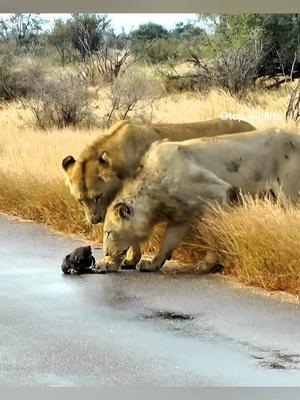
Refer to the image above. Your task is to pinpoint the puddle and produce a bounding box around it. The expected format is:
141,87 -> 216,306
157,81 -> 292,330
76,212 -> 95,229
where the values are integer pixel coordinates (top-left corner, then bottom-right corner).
259,361 -> 286,370
142,310 -> 195,321
251,349 -> 300,370
96,295 -> 139,310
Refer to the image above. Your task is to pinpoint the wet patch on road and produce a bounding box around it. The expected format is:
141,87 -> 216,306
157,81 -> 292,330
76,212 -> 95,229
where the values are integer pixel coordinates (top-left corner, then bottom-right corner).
137,308 -> 198,337
259,361 -> 287,370
100,294 -> 139,310
251,349 -> 300,370
142,310 -> 195,321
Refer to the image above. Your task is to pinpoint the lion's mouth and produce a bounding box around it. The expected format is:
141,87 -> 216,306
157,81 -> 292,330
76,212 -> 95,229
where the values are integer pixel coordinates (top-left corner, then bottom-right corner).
89,215 -> 104,224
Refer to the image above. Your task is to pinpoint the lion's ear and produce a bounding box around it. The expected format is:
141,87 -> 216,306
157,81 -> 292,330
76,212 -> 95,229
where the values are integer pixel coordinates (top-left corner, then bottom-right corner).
114,202 -> 132,220
62,155 -> 76,172
99,152 -> 111,166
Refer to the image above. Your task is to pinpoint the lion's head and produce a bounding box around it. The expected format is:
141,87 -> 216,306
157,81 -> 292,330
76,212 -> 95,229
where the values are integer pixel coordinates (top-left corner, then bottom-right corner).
62,152 -> 123,224
102,201 -> 151,266
62,120 -> 151,224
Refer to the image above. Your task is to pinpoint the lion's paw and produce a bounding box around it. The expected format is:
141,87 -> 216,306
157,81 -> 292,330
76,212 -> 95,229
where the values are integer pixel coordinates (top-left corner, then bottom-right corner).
94,256 -> 120,273
121,258 -> 138,270
136,257 -> 160,272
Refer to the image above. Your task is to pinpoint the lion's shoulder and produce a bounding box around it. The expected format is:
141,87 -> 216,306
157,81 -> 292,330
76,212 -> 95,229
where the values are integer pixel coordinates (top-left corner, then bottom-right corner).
79,120 -> 156,162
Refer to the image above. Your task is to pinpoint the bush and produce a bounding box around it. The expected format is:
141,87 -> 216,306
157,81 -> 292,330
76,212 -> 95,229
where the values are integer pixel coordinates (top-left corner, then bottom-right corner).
133,37 -> 187,64
26,73 -> 98,129
162,74 -> 211,93
189,40 -> 266,98
158,65 -> 211,94
106,66 -> 162,126
0,52 -> 45,101
286,80 -> 300,125
75,42 -> 133,85
160,40 -> 266,97
212,45 -> 264,97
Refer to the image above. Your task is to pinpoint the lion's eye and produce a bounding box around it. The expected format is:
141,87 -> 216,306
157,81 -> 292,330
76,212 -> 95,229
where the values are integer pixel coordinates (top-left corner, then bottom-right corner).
78,198 -> 83,206
105,231 -> 112,238
95,194 -> 103,202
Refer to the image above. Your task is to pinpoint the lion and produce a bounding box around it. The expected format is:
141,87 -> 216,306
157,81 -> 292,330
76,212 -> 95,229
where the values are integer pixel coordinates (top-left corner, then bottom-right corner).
100,138 -> 239,272
99,128 -> 300,272
62,118 -> 255,268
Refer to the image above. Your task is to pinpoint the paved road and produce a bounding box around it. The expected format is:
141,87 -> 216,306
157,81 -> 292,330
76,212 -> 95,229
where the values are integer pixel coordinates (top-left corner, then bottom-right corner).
1,215 -> 300,386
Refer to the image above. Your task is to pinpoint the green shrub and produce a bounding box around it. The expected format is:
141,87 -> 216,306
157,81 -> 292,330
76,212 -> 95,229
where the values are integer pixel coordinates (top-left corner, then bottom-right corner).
134,37 -> 187,64
0,52 -> 45,101
106,66 -> 162,126
26,73 -> 98,129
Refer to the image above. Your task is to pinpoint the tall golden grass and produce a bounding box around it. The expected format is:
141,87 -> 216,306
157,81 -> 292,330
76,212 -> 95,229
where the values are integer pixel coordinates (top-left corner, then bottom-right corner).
196,197 -> 300,296
0,89 -> 300,297
0,124 -> 102,241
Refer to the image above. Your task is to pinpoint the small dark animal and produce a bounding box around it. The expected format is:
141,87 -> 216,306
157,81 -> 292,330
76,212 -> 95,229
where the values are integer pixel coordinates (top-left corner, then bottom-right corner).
61,246 -> 100,275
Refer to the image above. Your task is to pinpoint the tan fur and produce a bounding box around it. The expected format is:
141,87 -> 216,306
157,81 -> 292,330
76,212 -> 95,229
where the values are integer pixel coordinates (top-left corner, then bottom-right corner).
100,128 -> 300,272
62,118 -> 255,268
100,139 -> 236,272
62,118 -> 255,223
170,128 -> 300,200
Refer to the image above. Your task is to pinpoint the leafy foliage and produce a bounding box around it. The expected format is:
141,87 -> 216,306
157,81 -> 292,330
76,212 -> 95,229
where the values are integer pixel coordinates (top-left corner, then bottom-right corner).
199,14 -> 300,80
0,13 -> 46,52
26,73 -> 97,129
0,52 -> 45,101
131,22 -> 169,41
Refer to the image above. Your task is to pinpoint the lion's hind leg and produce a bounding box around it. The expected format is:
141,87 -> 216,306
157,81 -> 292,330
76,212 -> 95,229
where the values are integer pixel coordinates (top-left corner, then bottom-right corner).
196,250 -> 224,274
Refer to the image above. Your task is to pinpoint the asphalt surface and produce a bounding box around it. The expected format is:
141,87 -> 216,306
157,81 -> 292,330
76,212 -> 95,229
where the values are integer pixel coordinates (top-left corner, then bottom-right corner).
1,215 -> 300,386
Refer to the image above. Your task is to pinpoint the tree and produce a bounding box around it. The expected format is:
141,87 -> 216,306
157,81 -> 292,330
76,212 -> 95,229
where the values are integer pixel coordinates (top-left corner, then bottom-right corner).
47,19 -> 72,65
255,14 -> 300,80
131,22 -> 169,42
199,14 -> 300,81
68,13 -> 110,59
172,21 -> 206,43
130,22 -> 171,63
140,37 -> 186,64
0,17 -> 9,42
0,13 -> 46,51
75,33 -> 134,84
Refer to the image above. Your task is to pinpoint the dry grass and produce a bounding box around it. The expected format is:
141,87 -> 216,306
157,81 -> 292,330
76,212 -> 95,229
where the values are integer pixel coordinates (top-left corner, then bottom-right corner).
196,197 -> 300,297
0,88 -> 300,297
0,123 -> 102,242
151,87 -> 297,130
143,197 -> 300,298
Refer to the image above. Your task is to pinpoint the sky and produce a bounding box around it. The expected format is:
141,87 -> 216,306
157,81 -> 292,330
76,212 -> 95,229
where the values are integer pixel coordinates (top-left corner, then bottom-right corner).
41,13 -> 199,33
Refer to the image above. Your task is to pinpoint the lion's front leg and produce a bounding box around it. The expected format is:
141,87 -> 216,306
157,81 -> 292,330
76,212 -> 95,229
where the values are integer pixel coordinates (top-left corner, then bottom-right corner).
137,221 -> 190,272
94,256 -> 121,273
121,244 -> 141,270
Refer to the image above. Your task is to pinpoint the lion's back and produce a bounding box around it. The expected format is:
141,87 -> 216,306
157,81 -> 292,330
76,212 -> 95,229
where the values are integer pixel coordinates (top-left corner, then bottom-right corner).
151,118 -> 256,141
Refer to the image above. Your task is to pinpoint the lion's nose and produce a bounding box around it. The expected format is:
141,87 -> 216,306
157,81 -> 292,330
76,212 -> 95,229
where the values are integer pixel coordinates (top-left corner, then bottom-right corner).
90,216 -> 102,224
